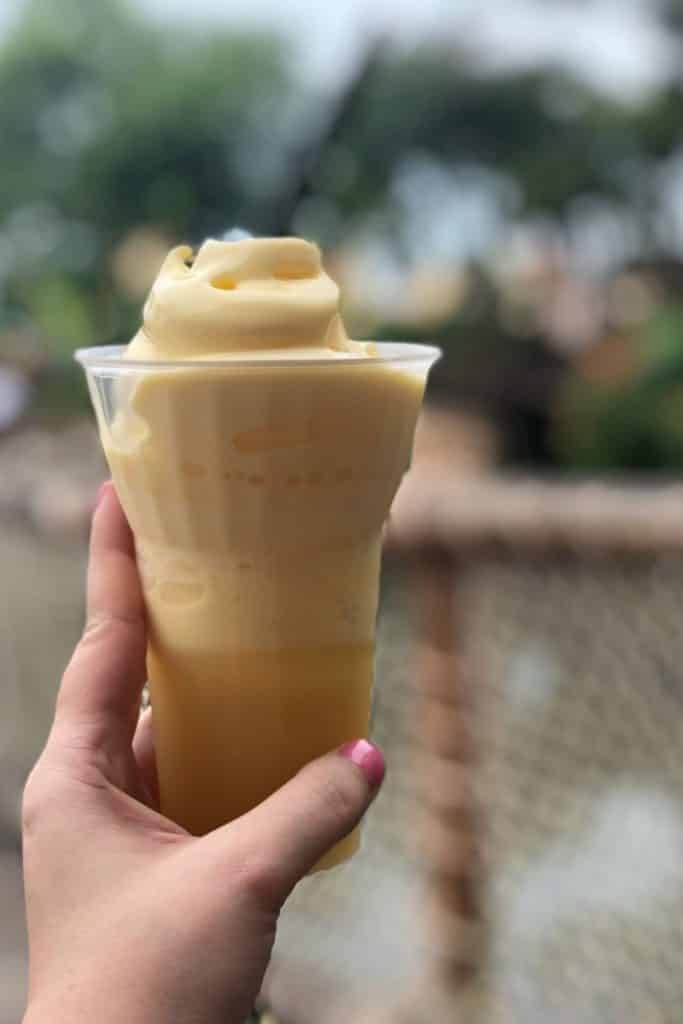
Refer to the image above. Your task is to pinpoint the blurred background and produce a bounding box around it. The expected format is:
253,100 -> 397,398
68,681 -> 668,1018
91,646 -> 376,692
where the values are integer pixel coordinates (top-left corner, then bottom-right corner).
4,0 -> 683,1020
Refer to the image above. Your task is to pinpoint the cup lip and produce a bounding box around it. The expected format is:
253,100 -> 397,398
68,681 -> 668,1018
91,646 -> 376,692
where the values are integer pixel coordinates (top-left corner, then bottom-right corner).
74,341 -> 442,372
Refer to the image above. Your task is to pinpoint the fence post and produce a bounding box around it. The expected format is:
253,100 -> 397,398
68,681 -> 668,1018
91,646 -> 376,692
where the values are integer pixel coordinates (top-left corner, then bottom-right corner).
412,548 -> 488,1018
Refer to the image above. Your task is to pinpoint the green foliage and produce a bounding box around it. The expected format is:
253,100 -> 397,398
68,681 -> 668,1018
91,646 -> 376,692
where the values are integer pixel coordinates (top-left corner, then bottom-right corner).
554,308 -> 683,470
0,0 -> 289,353
661,0 -> 683,34
308,50 -> 673,242
31,360 -> 90,419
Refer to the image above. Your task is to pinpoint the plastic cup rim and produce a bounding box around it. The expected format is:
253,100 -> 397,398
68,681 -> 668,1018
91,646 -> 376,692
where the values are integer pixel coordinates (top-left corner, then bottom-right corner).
74,341 -> 442,373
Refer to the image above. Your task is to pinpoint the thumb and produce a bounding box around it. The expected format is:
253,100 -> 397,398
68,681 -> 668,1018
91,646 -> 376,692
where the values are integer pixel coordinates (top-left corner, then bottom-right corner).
204,740 -> 385,907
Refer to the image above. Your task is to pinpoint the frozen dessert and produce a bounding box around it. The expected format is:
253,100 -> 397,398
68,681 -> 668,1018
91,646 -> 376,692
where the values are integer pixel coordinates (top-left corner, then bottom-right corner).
126,236 -> 370,360
81,236 -> 437,869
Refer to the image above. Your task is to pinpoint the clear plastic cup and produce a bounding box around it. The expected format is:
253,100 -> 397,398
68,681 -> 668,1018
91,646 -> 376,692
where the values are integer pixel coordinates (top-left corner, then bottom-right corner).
76,342 -> 440,868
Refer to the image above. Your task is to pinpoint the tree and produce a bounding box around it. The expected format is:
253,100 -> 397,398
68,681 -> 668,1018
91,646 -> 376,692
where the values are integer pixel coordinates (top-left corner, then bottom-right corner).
0,0 -> 290,357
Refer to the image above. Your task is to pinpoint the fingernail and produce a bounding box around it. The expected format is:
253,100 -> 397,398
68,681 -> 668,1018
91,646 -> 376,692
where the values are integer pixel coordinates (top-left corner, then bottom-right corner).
95,480 -> 113,509
338,739 -> 386,789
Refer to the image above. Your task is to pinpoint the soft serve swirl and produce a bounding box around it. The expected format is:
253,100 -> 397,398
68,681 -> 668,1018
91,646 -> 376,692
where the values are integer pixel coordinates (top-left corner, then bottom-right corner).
126,237 -> 370,359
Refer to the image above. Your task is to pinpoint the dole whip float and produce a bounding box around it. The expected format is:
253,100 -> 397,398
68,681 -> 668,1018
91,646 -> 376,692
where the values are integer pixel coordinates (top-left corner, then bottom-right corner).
77,236 -> 439,869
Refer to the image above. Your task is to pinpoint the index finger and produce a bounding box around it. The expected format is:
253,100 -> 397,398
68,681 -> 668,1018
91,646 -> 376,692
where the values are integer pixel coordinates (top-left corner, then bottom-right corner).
54,481 -> 147,749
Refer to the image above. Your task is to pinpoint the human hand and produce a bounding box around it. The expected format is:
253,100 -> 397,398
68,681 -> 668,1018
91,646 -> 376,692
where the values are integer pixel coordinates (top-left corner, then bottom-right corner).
22,482 -> 385,1024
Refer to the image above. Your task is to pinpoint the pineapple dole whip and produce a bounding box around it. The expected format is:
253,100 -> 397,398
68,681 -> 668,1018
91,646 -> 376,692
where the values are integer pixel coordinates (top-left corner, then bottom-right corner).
97,237 -> 434,869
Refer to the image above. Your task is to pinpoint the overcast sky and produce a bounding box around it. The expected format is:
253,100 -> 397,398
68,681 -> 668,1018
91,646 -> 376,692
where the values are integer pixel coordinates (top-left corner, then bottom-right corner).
0,0 -> 677,101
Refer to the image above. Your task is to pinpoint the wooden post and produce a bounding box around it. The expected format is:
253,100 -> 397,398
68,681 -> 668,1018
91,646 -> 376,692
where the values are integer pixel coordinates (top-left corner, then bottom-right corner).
413,549 -> 488,1013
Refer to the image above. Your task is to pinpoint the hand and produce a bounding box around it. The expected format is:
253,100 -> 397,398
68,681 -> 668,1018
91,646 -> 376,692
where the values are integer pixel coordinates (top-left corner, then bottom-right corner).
22,482 -> 385,1024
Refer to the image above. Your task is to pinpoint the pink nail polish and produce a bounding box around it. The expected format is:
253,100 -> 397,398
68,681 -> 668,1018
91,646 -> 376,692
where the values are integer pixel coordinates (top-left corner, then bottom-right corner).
338,739 -> 386,789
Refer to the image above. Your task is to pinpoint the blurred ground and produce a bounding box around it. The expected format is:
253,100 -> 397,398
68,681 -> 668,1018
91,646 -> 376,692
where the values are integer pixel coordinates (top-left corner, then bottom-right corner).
0,421 -> 104,536
0,417 -> 102,1018
0,521 -> 88,1021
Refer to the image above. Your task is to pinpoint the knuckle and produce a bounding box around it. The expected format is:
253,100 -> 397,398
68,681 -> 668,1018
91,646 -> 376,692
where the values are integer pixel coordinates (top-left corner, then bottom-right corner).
51,703 -> 111,753
59,616 -> 127,685
237,854 -> 285,911
309,762 -> 364,830
21,764 -> 60,838
80,612 -> 134,649
22,750 -> 108,842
